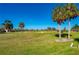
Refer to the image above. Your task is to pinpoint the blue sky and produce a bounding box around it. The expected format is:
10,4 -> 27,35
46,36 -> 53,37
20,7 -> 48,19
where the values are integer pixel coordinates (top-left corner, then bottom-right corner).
0,3 -> 79,30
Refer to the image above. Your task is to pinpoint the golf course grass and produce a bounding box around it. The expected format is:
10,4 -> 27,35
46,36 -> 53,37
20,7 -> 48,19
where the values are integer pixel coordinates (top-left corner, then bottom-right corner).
0,31 -> 79,55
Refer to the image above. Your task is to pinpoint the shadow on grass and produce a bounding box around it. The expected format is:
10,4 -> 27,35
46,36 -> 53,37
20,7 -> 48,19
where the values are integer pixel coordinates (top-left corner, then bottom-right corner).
0,31 -> 6,34
55,33 -> 72,38
74,38 -> 79,43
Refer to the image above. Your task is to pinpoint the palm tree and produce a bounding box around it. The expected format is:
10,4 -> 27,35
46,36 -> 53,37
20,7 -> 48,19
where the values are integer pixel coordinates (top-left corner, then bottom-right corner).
65,3 -> 79,39
3,20 -> 13,32
52,7 -> 67,39
19,22 -> 25,30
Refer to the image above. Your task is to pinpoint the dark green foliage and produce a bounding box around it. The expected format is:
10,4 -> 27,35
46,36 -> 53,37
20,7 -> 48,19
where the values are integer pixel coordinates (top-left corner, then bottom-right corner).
71,24 -> 79,31
3,20 -> 13,32
19,22 -> 25,30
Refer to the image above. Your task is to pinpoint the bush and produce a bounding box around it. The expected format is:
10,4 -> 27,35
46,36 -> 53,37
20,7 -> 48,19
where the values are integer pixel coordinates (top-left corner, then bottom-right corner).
0,28 -> 6,33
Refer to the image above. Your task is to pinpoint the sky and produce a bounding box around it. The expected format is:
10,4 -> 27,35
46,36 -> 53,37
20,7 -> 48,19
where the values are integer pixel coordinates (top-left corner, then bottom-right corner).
0,3 -> 79,30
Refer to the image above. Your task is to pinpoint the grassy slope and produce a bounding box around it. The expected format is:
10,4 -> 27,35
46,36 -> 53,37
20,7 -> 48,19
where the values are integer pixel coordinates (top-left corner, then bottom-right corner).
0,31 -> 79,55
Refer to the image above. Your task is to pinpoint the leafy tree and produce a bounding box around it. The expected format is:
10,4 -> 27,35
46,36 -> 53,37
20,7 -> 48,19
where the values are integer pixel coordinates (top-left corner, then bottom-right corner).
19,22 -> 25,30
47,27 -> 52,30
71,24 -> 79,31
3,20 -> 13,32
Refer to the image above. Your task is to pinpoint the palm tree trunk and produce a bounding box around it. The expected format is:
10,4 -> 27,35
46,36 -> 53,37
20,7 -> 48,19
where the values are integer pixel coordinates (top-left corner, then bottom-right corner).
58,24 -> 61,39
68,20 -> 70,39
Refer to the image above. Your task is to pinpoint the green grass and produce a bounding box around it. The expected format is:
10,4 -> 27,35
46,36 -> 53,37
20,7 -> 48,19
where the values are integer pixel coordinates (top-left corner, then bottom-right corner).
0,31 -> 79,55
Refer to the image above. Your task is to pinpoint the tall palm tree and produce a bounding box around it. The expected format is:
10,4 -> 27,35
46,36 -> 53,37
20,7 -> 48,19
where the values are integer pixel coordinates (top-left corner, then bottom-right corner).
65,3 -> 79,39
52,7 -> 67,39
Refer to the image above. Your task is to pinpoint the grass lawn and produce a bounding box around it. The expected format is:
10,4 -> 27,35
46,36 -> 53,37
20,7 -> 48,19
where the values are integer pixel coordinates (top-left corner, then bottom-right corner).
0,31 -> 79,55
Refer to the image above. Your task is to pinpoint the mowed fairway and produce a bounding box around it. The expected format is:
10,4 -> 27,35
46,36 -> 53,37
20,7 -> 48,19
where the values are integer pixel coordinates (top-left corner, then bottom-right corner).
0,31 -> 79,55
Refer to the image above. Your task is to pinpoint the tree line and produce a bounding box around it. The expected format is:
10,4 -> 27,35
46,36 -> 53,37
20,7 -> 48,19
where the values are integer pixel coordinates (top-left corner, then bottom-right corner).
0,20 -> 58,33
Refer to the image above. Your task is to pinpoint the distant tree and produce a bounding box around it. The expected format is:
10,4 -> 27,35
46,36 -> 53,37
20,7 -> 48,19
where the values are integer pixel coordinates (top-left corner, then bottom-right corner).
47,27 -> 52,30
63,27 -> 66,32
19,22 -> 25,30
71,24 -> 79,31
52,28 -> 56,31
3,20 -> 13,32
